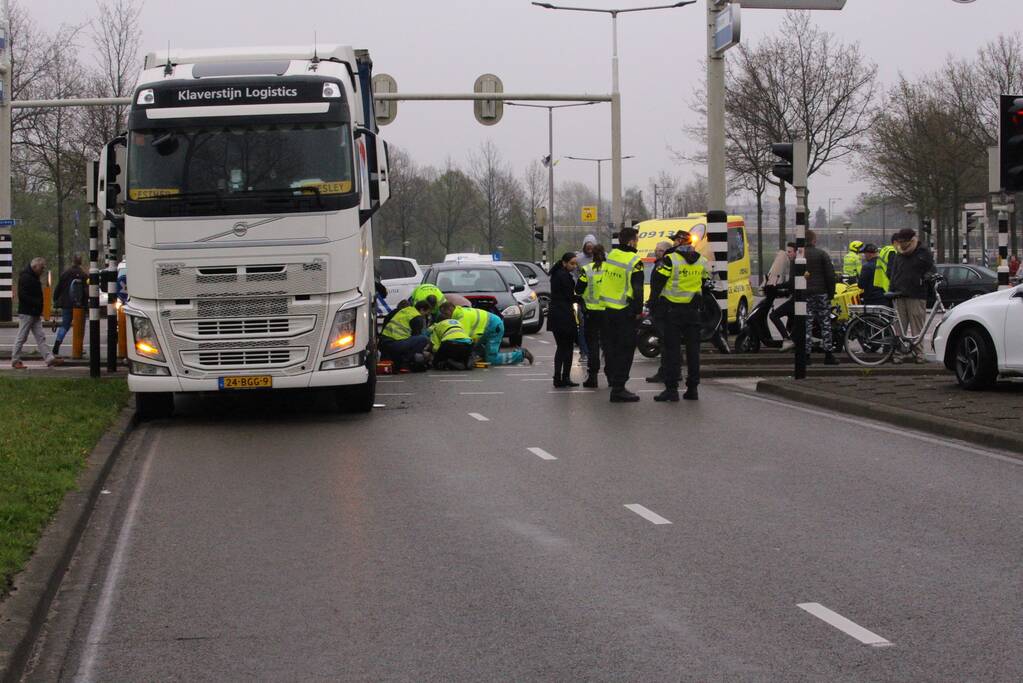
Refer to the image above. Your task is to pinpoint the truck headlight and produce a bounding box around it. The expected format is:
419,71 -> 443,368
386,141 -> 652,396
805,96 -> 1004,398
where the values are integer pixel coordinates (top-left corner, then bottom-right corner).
502,305 -> 522,318
129,315 -> 165,361
325,308 -> 358,355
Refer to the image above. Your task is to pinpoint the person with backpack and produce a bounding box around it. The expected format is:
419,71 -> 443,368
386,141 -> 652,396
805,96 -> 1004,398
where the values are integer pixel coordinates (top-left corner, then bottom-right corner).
52,255 -> 86,357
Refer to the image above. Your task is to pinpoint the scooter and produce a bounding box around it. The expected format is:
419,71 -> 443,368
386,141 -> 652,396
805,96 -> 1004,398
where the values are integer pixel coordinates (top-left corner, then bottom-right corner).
636,289 -> 726,359
734,285 -> 786,353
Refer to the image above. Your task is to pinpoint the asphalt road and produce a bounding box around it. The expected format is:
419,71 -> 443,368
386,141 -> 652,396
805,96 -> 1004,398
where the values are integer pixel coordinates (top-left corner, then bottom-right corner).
26,332 -> 1023,681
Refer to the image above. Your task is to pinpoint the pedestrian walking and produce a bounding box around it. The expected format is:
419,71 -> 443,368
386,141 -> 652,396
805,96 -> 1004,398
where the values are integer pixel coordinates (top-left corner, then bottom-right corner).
575,244 -> 607,388
548,252 -> 580,387
52,254 -> 86,356
804,230 -> 839,366
574,234 -> 597,364
599,227 -> 645,402
12,257 -> 62,369
889,228 -> 936,364
650,232 -> 710,401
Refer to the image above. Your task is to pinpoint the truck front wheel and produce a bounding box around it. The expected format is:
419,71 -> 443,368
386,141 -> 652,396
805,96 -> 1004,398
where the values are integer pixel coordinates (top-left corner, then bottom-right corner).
336,358 -> 377,413
136,392 -> 174,421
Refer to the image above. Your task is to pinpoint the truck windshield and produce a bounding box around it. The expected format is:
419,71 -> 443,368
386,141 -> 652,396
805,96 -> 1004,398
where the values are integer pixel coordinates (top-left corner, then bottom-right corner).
127,122 -> 356,216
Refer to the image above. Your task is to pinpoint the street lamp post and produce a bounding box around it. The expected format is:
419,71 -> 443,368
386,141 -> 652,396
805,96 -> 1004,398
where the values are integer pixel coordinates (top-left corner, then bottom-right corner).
532,1 -> 695,233
565,154 -> 634,240
508,101 -> 596,261
828,197 -> 842,227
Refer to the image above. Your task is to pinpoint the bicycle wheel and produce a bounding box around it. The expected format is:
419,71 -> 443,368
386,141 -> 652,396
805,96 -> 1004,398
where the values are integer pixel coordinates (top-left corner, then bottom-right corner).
844,315 -> 896,366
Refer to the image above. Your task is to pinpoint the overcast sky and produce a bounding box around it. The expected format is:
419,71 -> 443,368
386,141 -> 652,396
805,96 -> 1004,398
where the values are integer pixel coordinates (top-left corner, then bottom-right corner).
26,0 -> 1023,214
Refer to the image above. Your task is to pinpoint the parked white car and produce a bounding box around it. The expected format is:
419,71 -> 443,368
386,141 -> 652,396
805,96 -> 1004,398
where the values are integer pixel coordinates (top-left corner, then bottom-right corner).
929,283 -> 1023,389
376,256 -> 424,310
494,262 -> 543,334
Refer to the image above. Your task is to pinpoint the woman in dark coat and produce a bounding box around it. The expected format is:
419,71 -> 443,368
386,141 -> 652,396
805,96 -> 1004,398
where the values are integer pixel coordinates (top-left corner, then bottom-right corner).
547,251 -> 580,387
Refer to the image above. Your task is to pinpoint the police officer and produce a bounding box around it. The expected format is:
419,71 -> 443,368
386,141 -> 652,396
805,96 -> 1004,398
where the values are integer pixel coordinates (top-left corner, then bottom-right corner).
574,244 -> 606,388
599,227 -> 645,403
843,241 -> 864,281
651,232 -> 710,402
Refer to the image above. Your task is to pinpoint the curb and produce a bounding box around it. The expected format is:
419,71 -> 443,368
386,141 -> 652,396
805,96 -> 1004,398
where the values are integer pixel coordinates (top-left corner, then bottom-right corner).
756,380 -> 1023,456
0,400 -> 137,683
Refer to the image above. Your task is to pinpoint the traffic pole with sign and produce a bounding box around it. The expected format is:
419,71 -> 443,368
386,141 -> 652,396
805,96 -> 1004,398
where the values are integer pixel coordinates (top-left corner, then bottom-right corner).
990,144 -> 1012,290
581,206 -> 597,223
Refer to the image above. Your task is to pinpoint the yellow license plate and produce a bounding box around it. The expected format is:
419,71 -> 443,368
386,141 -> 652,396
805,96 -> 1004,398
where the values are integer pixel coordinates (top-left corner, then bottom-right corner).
219,375 -> 272,390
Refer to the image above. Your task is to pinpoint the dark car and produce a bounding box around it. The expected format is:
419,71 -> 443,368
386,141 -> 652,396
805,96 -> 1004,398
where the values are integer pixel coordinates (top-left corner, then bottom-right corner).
511,261 -> 550,318
423,263 -> 525,346
929,264 -> 998,307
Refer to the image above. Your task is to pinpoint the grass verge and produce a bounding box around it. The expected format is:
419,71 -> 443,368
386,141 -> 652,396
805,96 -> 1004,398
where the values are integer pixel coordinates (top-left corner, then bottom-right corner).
0,376 -> 129,596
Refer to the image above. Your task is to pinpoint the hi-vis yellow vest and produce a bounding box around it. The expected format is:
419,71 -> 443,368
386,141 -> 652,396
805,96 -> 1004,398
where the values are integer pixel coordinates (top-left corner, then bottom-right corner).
381,305 -> 423,341
453,305 -> 488,341
579,263 -> 606,311
657,253 -> 709,303
875,245 -> 895,291
598,248 -> 642,310
429,319 -> 472,349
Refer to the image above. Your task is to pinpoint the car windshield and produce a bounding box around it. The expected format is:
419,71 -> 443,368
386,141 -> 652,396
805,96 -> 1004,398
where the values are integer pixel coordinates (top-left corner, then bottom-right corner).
127,122 -> 355,215
434,268 -> 508,293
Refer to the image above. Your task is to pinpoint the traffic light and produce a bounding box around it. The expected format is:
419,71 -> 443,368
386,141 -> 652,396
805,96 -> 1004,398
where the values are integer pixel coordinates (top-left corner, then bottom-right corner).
770,140 -> 808,188
533,224 -> 544,242
999,95 -> 1023,192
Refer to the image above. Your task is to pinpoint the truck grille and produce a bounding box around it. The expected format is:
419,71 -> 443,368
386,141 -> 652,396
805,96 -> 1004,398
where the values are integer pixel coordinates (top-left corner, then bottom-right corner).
180,347 -> 307,370
169,315 -> 317,340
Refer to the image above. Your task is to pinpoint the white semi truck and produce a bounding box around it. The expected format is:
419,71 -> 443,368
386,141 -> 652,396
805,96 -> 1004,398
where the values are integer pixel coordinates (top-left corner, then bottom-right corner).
114,45 -> 390,418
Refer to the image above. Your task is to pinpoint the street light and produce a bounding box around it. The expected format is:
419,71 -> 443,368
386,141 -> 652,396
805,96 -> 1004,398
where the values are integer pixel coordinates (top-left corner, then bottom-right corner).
507,100 -> 597,259
564,154 -> 634,234
531,1 -> 695,232
828,197 -> 843,227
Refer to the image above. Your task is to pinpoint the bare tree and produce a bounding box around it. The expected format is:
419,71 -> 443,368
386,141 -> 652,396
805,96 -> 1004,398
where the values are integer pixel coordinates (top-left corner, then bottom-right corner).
376,146 -> 430,257
649,171 -> 677,219
469,140 -> 519,253
622,186 -> 650,225
424,160 -> 479,255
19,26 -> 89,271
82,0 -> 144,151
522,161 -> 547,261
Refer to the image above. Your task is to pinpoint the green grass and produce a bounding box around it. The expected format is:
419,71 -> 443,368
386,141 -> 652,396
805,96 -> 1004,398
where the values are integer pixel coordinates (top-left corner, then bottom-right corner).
0,376 -> 129,595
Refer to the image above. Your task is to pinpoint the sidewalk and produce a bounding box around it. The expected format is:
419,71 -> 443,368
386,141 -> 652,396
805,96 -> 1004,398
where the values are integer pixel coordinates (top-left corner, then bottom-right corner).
757,375 -> 1023,455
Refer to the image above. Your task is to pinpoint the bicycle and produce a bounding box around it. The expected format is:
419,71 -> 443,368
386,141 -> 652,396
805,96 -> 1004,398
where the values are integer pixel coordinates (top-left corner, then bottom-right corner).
843,274 -> 946,367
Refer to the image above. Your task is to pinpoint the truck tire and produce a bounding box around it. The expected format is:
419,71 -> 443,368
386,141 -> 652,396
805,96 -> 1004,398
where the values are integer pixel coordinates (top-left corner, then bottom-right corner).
336,355 -> 377,413
136,392 -> 174,421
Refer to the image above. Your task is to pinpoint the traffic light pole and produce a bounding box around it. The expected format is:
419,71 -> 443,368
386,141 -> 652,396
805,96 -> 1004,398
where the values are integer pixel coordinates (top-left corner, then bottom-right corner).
998,207 -> 1010,289
794,189 -> 808,380
86,162 -> 101,379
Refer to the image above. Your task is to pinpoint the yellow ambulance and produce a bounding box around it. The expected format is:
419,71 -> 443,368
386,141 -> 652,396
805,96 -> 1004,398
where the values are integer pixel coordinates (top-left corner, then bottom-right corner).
634,214 -> 754,328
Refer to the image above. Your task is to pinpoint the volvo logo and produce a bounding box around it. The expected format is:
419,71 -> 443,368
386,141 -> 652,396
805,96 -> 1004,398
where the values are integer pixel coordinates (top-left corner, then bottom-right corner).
199,216 -> 284,242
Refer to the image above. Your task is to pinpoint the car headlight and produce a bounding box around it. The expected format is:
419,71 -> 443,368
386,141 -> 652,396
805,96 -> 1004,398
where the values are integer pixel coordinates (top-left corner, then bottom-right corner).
502,305 -> 522,318
129,315 -> 165,361
325,308 -> 358,355
529,291 -> 537,301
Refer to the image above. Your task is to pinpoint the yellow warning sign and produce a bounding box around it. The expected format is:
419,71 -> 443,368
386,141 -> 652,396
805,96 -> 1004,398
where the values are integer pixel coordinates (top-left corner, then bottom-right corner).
581,206 -> 598,223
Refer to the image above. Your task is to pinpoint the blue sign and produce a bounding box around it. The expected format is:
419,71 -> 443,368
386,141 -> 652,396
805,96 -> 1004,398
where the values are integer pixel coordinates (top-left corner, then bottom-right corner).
0,219 -> 16,227
713,3 -> 741,54
492,251 -> 502,261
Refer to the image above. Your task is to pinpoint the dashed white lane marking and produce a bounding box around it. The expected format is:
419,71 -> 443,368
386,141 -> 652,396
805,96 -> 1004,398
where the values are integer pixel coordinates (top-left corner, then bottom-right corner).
373,403 -> 387,408
460,391 -> 504,395
547,390 -> 596,394
468,412 -> 490,422
623,504 -> 673,525
75,430 -> 160,682
527,447 -> 557,460
377,379 -> 405,383
439,379 -> 482,382
377,393 -> 412,396
735,392 -> 1023,465
797,603 -> 891,647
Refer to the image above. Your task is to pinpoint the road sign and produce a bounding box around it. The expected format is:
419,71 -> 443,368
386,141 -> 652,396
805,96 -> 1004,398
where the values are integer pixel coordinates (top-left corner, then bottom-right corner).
713,3 -> 741,55
533,206 -> 548,226
964,202 -> 987,212
491,251 -> 502,261
581,206 -> 598,223
372,73 -> 398,126
473,74 -> 504,126
0,219 -> 15,227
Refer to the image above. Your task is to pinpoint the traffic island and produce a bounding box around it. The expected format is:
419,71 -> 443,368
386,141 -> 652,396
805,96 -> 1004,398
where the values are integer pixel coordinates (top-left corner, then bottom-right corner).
757,375 -> 1023,455
0,376 -> 132,680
